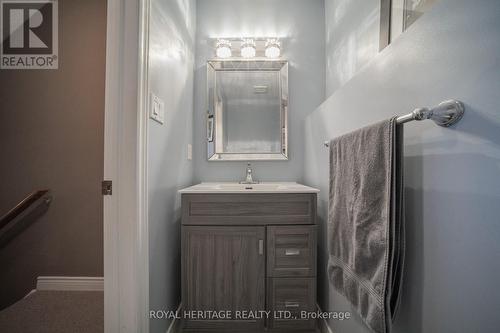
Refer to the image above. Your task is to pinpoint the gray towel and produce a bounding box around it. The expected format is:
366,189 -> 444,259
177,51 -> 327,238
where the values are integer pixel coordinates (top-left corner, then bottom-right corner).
327,118 -> 405,333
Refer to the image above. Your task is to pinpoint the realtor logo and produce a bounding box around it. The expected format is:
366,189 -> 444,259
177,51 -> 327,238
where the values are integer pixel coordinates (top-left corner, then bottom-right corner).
1,0 -> 58,69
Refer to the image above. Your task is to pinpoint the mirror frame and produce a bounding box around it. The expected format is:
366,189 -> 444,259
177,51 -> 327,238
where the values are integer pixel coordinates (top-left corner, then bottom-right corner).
206,60 -> 289,161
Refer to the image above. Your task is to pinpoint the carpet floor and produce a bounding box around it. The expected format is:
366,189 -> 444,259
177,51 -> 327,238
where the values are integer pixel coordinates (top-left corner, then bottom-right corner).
0,290 -> 103,333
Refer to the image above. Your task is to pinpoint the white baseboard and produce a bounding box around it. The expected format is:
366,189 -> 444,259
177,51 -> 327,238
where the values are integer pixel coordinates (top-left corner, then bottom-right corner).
23,289 -> 37,299
317,304 -> 335,333
166,303 -> 182,333
36,276 -> 104,291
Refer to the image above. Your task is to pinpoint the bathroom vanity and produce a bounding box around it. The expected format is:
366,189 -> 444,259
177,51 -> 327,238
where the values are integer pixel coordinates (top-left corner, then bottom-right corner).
179,183 -> 319,332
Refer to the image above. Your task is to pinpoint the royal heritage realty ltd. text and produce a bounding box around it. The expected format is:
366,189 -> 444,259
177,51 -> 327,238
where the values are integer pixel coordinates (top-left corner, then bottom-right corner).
149,310 -> 351,321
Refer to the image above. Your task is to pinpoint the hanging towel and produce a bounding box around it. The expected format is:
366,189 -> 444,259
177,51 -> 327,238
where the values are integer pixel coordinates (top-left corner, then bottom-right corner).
327,117 -> 405,333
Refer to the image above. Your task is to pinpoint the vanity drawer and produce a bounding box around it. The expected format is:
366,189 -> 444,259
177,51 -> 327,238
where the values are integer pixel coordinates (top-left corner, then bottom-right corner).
266,278 -> 316,331
267,225 -> 317,277
182,193 -> 316,226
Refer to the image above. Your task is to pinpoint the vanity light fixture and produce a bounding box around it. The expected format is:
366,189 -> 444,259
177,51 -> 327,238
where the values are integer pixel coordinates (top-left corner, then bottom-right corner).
240,38 -> 256,58
265,38 -> 281,58
215,39 -> 232,58
213,37 -> 283,59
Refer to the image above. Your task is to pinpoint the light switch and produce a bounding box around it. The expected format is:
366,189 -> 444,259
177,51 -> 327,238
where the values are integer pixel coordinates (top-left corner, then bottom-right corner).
187,144 -> 193,160
150,93 -> 165,124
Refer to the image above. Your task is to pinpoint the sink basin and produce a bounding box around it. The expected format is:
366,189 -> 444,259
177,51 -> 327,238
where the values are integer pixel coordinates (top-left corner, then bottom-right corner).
179,182 -> 320,194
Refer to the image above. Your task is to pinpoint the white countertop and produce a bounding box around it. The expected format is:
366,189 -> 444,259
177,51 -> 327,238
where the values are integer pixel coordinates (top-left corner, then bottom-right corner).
178,182 -> 320,194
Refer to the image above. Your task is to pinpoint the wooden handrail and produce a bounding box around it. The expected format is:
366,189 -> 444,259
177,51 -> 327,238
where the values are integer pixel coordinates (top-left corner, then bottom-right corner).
0,190 -> 49,230
0,190 -> 52,248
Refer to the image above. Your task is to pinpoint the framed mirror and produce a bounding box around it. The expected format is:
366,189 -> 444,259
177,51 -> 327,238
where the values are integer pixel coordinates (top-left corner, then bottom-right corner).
380,0 -> 439,49
207,60 -> 288,161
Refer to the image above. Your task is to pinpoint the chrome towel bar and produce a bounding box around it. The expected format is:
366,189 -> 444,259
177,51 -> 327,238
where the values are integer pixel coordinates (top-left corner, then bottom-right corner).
324,99 -> 465,147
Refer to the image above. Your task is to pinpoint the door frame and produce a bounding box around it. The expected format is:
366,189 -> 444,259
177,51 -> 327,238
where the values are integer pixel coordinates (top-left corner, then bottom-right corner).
103,0 -> 150,332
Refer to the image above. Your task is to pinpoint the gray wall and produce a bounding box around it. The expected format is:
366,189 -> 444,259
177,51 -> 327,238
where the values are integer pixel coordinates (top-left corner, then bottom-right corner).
305,0 -> 500,332
193,0 -> 325,182
0,0 -> 106,309
325,0 -> 380,97
147,0 -> 196,332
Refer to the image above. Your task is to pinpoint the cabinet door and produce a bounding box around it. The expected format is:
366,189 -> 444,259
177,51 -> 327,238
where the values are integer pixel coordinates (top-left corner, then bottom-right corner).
182,226 -> 266,332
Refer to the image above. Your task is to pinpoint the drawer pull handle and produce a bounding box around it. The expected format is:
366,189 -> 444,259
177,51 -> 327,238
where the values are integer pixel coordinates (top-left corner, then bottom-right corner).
285,248 -> 300,256
259,239 -> 264,255
284,301 -> 300,308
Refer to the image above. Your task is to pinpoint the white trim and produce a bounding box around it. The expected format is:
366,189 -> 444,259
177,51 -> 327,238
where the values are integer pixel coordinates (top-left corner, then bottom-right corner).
166,303 -> 182,333
103,0 -> 124,333
104,0 -> 150,332
317,304 -> 335,333
23,289 -> 37,299
36,276 -> 104,291
137,0 -> 151,331
103,1 -> 122,331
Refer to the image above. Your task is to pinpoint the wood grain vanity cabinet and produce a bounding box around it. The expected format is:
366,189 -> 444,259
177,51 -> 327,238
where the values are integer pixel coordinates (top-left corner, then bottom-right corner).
181,192 -> 318,332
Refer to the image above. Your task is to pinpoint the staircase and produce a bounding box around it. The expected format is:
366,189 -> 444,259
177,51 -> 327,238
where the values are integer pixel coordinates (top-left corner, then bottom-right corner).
0,191 -> 104,332
0,290 -> 103,333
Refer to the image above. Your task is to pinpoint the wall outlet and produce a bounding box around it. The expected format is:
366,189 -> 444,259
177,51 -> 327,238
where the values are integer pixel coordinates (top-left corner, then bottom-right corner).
187,144 -> 193,160
150,93 -> 165,124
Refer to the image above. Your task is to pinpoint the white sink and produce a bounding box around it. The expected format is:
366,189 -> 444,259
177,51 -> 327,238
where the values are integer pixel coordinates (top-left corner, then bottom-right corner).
179,182 -> 320,194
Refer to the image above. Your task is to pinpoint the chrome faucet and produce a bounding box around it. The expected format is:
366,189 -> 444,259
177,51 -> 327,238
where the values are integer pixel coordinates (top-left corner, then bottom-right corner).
240,163 -> 259,184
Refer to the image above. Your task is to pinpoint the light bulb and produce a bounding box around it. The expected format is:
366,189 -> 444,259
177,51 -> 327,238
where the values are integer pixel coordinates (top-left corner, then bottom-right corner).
215,39 -> 232,58
240,39 -> 256,58
265,39 -> 281,58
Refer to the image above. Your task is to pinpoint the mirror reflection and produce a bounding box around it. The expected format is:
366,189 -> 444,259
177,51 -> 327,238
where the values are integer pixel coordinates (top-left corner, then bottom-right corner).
207,60 -> 288,161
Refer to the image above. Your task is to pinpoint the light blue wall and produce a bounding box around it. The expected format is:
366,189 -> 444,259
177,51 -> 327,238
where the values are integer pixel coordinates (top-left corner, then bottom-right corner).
193,0 -> 325,182
147,0 -> 196,332
325,0 -> 380,97
305,0 -> 500,332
